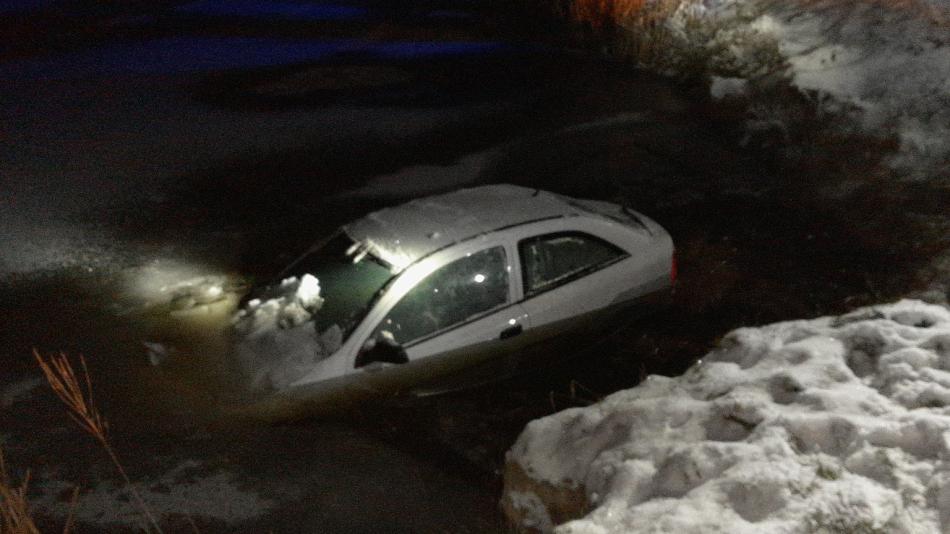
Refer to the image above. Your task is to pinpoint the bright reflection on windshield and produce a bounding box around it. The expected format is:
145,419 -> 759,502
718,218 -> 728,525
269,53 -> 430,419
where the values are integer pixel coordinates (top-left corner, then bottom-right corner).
280,233 -> 393,338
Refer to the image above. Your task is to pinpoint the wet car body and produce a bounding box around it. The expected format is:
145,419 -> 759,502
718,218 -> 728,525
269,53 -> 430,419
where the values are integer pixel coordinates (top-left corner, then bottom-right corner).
246,184 -> 675,410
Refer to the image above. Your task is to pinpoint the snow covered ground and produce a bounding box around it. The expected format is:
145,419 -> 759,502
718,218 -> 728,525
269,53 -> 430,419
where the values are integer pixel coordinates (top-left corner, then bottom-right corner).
622,0 -> 950,178
748,0 -> 949,177
504,299 -> 950,532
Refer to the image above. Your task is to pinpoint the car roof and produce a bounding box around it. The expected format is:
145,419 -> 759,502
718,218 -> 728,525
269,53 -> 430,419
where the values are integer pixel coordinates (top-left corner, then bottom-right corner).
343,184 -> 588,272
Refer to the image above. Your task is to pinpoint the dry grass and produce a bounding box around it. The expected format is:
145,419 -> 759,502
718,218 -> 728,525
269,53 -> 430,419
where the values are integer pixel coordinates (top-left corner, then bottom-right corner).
33,352 -> 107,442
571,0 -> 652,28
32,350 -> 165,534
536,0 -> 786,77
0,448 -> 40,534
561,0 -> 947,74
571,0 -> 688,30
568,0 -> 947,30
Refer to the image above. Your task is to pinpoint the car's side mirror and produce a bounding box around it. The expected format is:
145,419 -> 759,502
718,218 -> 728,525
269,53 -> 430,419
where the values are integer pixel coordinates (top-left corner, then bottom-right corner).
356,333 -> 409,368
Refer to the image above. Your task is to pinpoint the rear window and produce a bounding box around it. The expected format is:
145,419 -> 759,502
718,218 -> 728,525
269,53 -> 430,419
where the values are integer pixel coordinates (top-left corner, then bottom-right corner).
519,232 -> 627,297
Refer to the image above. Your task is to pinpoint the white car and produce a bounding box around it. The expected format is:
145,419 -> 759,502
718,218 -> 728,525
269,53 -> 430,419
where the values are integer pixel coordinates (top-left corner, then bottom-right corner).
237,184 -> 675,407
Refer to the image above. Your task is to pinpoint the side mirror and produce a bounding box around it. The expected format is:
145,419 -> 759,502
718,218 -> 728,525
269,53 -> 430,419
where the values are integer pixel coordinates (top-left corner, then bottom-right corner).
356,333 -> 409,368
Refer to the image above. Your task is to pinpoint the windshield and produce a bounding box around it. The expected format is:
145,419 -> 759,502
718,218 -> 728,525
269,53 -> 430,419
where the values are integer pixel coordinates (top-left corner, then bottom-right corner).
280,232 -> 394,339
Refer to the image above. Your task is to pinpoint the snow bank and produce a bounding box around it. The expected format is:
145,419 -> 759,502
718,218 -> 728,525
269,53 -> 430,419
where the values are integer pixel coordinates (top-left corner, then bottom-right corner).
602,0 -> 950,176
504,300 -> 950,532
745,0 -> 950,176
232,274 -> 340,390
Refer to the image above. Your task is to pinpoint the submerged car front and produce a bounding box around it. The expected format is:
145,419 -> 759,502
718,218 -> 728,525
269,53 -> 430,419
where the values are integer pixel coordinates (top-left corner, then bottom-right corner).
232,231 -> 396,393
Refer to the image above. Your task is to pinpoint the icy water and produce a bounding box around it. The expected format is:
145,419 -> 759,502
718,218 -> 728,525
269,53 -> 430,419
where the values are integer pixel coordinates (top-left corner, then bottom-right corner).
2,0 -> 948,531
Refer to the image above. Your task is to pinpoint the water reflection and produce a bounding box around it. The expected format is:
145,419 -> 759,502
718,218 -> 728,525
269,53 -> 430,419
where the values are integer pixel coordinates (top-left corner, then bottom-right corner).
0,0 -> 55,14
175,0 -> 370,21
0,36 -> 512,81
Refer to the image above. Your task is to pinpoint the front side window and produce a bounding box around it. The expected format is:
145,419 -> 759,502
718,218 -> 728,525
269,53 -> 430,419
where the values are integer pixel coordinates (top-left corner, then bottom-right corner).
520,232 -> 627,297
374,246 -> 509,346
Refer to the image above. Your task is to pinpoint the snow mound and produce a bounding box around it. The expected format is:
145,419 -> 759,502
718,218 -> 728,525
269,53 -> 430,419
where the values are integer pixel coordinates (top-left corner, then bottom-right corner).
505,300 -> 950,533
232,274 -> 339,390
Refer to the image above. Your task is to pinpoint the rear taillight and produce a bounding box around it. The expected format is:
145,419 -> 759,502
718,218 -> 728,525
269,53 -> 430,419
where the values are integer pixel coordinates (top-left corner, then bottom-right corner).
670,251 -> 678,285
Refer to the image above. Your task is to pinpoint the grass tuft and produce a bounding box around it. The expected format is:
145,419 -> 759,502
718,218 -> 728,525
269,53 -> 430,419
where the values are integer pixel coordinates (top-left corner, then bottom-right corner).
570,0 -> 652,29
32,350 -> 165,534
0,448 -> 40,534
33,351 -> 107,442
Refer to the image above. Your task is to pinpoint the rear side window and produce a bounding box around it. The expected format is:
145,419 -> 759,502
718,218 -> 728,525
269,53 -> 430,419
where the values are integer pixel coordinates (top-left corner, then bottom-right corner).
519,232 -> 627,297
374,246 -> 509,346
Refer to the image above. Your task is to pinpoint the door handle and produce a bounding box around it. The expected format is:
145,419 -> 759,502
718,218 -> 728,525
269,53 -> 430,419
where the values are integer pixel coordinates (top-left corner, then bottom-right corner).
500,324 -> 523,340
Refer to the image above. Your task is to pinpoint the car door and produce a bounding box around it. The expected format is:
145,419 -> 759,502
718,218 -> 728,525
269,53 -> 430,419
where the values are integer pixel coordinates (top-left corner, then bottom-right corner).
353,242 -> 529,395
514,230 -> 634,368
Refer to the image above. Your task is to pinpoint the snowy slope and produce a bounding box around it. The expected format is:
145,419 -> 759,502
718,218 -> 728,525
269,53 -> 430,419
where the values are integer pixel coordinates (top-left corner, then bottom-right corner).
504,300 -> 950,533
744,0 -> 950,176
627,0 -> 950,177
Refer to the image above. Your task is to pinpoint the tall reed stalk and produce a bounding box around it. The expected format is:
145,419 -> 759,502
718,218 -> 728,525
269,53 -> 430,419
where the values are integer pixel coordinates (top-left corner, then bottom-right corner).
33,350 -> 164,534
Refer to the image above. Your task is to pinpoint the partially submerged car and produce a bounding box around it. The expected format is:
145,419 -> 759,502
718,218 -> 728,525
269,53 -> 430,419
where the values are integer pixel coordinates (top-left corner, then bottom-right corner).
235,184 -> 675,406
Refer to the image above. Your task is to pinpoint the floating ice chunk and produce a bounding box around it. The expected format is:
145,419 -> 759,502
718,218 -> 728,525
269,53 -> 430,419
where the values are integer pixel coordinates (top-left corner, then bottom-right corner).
143,341 -> 172,366
232,274 -> 333,390
234,274 -> 325,335
292,273 -> 321,309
